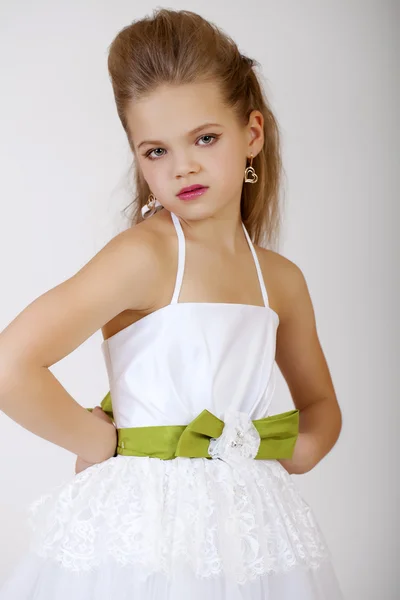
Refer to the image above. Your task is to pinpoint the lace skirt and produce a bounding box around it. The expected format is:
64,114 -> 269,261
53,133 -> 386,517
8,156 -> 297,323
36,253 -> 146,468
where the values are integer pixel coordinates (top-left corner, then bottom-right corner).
0,456 -> 343,599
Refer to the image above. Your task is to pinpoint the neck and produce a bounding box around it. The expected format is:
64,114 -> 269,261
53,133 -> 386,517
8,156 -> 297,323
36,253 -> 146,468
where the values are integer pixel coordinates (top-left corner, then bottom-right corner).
174,202 -> 246,254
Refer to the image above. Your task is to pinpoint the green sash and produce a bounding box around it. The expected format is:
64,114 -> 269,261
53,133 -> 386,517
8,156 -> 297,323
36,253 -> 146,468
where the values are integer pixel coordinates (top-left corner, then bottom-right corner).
87,392 -> 299,460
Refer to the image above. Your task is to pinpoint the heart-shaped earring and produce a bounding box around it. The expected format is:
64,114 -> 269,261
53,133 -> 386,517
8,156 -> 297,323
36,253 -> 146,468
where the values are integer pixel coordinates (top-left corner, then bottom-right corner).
244,154 -> 258,184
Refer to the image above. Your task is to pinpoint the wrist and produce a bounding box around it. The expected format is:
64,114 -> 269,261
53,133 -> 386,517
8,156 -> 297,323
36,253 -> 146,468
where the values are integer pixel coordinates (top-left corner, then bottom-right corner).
93,422 -> 118,463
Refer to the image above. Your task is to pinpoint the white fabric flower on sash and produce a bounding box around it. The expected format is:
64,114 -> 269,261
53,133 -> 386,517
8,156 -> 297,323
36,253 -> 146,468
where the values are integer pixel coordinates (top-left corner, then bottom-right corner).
208,410 -> 261,463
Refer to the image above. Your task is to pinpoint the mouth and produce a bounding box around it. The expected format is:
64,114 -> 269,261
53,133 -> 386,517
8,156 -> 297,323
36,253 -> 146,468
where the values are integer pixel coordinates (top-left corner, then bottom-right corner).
177,185 -> 209,201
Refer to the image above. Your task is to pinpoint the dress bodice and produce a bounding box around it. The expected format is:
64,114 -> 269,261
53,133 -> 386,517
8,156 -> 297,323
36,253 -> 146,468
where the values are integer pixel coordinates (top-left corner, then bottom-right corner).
101,211 -> 280,429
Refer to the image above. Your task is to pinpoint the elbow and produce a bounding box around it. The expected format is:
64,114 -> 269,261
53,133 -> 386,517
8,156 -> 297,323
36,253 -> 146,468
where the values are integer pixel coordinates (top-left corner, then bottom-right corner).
0,362 -> 40,411
334,402 -> 343,445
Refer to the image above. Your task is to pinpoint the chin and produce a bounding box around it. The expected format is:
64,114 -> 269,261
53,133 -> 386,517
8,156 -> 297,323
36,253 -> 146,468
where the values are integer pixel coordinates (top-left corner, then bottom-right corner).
168,198 -> 232,221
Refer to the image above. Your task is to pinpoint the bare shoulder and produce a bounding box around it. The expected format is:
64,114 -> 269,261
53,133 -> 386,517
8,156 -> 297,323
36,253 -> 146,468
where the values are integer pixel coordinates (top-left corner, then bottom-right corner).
255,246 -> 310,323
83,213 -> 172,315
256,246 -> 337,413
100,209 -> 177,340
102,208 -> 173,282
0,210 -> 175,372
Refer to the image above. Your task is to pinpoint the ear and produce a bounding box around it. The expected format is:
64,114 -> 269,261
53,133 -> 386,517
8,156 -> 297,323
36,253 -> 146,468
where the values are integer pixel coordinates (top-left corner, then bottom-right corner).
246,110 -> 264,157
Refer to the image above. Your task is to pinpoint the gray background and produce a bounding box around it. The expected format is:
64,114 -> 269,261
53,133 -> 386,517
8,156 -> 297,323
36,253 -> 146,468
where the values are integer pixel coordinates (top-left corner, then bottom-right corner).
0,1 -> 398,597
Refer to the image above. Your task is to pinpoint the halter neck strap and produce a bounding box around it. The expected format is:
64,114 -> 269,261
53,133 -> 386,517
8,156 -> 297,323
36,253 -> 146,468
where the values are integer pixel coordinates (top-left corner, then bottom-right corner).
169,211 -> 269,307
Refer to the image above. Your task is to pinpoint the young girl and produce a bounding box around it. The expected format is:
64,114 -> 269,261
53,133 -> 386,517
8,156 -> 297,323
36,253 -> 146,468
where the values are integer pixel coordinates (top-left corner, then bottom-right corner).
0,8 -> 343,599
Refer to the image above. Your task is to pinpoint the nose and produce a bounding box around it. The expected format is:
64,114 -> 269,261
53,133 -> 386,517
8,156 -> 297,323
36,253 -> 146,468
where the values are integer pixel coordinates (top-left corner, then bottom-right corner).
174,155 -> 200,179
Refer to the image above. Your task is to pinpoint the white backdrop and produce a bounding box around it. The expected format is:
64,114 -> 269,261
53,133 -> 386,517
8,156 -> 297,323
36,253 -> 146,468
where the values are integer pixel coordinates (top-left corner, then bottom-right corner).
0,1 -> 398,598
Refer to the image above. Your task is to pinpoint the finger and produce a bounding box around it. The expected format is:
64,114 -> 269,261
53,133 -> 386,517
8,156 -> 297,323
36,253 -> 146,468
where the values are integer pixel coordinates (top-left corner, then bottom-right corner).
92,406 -> 113,424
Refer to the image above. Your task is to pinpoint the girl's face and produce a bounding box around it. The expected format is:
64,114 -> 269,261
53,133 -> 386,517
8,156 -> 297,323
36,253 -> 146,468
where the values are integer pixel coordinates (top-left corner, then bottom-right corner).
126,80 -> 264,221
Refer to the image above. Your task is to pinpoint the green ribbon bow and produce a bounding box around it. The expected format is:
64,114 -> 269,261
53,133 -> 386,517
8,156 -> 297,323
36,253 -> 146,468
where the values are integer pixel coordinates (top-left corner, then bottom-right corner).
87,392 -> 299,461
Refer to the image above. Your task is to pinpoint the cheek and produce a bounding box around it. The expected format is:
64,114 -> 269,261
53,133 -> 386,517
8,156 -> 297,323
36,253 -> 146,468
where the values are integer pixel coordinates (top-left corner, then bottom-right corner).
214,137 -> 245,171
218,152 -> 246,188
139,159 -> 167,191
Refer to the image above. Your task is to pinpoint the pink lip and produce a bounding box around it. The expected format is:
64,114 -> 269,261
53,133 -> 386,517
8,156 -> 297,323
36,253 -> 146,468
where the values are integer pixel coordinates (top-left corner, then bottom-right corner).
178,184 -> 206,194
177,186 -> 208,201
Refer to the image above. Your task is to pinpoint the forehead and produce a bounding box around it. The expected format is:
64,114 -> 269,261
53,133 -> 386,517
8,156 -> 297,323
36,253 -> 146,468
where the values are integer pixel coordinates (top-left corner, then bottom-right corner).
127,81 -> 236,145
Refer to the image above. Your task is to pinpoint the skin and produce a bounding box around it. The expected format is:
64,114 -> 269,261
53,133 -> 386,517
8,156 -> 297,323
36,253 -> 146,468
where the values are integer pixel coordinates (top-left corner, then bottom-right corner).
0,80 -> 341,475
75,407 -> 114,474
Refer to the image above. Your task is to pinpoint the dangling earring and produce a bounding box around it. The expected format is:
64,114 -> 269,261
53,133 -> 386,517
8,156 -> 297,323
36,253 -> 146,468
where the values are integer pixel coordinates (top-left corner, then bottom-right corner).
141,193 -> 158,219
244,154 -> 258,184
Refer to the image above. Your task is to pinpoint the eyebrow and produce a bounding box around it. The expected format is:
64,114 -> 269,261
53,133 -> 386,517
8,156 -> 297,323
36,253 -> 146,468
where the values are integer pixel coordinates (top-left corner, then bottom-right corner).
137,122 -> 224,150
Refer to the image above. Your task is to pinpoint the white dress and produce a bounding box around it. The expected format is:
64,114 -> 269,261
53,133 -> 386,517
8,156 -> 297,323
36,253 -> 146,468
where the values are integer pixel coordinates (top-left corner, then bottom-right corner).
0,211 -> 344,599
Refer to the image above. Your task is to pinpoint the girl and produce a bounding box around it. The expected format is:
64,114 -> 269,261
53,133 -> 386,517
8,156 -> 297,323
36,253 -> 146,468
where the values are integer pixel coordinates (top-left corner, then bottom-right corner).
0,8 -> 343,599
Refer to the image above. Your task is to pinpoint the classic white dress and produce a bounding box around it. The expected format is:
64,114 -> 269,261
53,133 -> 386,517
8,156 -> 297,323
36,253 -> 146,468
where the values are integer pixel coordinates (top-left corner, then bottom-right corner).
0,211 -> 343,599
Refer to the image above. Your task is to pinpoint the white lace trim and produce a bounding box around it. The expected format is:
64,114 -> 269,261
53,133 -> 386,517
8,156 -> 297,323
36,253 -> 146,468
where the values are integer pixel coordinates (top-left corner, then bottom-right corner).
27,455 -> 330,583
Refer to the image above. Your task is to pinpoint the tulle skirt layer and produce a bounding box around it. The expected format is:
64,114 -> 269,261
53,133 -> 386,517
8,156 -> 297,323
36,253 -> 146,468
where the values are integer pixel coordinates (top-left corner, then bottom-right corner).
0,552 -> 342,599
0,455 -> 343,599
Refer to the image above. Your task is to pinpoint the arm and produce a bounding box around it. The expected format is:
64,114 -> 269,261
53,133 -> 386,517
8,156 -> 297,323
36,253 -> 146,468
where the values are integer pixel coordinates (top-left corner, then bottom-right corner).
0,227 -> 162,465
274,260 -> 342,475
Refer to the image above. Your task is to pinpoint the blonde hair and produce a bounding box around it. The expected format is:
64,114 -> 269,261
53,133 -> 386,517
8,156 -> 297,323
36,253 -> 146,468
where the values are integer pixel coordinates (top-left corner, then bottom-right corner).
107,8 -> 284,248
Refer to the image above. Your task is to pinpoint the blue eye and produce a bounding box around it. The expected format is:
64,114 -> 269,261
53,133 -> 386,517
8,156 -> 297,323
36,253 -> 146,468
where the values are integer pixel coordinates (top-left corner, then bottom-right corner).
144,134 -> 220,161
146,148 -> 166,159
198,135 -> 215,145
